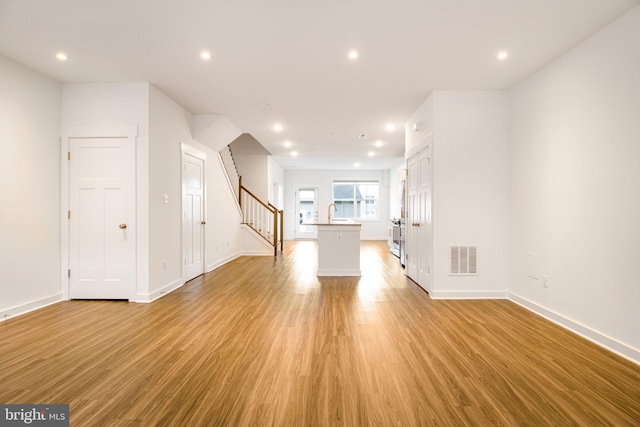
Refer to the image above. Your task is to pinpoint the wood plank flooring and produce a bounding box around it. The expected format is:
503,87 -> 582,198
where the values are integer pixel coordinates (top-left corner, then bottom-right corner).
1,240 -> 639,426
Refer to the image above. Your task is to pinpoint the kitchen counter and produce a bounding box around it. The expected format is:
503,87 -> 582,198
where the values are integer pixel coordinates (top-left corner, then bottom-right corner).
305,220 -> 361,276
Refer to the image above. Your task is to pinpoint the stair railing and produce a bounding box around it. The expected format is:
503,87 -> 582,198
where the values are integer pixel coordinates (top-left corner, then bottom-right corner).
240,186 -> 281,256
221,145 -> 283,256
269,203 -> 284,253
220,145 -> 240,202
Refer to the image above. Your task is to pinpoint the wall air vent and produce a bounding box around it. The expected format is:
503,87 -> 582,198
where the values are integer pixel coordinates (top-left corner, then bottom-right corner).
450,246 -> 478,275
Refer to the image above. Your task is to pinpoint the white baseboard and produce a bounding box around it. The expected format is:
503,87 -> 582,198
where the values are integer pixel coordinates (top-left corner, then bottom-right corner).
510,293 -> 640,366
136,279 -> 184,303
429,290 -> 509,300
137,253 -> 246,303
317,269 -> 361,276
207,252 -> 242,272
241,250 -> 274,256
0,293 -> 64,322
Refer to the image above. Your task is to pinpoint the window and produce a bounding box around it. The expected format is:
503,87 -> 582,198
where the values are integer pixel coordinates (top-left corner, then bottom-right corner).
333,181 -> 379,219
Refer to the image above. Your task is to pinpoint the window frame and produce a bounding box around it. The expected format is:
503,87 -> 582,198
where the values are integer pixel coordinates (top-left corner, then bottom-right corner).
332,180 -> 380,221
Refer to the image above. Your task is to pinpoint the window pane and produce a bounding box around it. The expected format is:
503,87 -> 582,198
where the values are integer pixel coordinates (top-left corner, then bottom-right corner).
357,183 -> 378,200
298,200 -> 314,225
335,201 -> 354,218
334,184 -> 354,199
332,181 -> 378,219
358,199 -> 377,218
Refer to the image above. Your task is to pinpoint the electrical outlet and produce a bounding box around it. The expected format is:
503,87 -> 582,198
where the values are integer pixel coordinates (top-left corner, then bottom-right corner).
543,275 -> 549,288
337,234 -> 342,241
162,260 -> 168,270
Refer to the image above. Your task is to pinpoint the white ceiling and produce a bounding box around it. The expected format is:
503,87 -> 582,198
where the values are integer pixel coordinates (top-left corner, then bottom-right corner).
1,0 -> 638,170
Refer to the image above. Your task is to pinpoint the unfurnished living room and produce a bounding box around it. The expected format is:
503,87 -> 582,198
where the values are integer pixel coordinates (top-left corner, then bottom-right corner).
1,1 -> 639,426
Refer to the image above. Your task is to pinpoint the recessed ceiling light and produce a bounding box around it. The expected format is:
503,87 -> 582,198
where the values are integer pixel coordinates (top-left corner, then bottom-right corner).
273,123 -> 283,132
291,151 -> 298,157
385,123 -> 396,132
200,51 -> 211,60
56,52 -> 67,61
375,140 -> 383,147
497,51 -> 509,60
348,50 -> 359,60
283,141 -> 292,148
368,151 -> 375,157
354,162 -> 361,168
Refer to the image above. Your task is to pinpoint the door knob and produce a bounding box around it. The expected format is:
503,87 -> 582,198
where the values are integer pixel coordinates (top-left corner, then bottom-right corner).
201,221 -> 206,225
119,224 -> 127,229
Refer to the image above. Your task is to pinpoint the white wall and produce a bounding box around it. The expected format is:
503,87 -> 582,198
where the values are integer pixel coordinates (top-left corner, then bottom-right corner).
61,83 -> 151,298
405,94 -> 434,157
0,56 -> 62,318
230,134 -> 270,202
432,92 -> 510,296
509,6 -> 640,359
203,151 -> 243,268
405,91 -> 510,298
389,161 -> 405,220
268,157 -> 285,209
148,86 -> 192,296
284,169 -> 391,240
61,83 -> 244,302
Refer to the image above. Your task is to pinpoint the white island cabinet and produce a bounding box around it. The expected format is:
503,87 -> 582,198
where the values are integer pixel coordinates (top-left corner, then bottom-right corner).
309,220 -> 362,276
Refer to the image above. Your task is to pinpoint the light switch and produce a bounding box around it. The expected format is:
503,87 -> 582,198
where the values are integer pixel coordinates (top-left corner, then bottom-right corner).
163,194 -> 169,204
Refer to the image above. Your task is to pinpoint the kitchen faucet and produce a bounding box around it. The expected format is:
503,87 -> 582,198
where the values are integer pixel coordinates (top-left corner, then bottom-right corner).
328,203 -> 336,222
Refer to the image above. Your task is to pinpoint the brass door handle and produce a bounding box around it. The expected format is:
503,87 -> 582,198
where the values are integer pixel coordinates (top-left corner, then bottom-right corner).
201,221 -> 206,225
119,224 -> 127,229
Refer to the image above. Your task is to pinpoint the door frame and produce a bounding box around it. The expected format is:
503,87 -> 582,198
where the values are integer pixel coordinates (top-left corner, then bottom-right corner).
294,185 -> 320,239
180,142 -> 207,282
61,127 -> 138,301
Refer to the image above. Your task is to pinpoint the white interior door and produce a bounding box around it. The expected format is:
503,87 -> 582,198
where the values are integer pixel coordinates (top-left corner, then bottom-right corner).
406,145 -> 433,293
69,137 -> 135,300
417,148 -> 432,292
182,153 -> 205,281
295,187 -> 319,239
406,156 -> 419,281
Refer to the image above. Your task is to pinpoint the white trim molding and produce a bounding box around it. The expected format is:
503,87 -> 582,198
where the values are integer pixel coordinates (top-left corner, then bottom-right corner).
136,279 -> 184,303
510,293 -> 640,366
0,293 -> 63,322
429,290 -> 509,300
207,253 -> 242,273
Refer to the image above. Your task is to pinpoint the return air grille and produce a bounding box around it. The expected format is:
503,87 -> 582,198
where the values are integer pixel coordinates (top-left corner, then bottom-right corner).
450,246 -> 477,275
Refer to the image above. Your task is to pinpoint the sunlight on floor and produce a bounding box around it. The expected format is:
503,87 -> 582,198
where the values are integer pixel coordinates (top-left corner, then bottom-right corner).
291,240 -> 320,293
356,243 -> 387,309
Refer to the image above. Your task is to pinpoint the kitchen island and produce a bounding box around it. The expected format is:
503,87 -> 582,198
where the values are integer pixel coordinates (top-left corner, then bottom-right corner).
307,219 -> 362,276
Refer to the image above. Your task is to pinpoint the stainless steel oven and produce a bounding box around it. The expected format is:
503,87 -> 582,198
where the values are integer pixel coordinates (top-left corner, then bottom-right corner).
391,219 -> 400,258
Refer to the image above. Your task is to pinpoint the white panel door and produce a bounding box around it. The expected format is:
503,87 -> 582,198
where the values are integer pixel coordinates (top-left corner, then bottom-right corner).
406,155 -> 419,281
294,187 -> 319,239
406,145 -> 432,293
417,147 -> 432,292
69,138 -> 135,300
183,153 -> 205,281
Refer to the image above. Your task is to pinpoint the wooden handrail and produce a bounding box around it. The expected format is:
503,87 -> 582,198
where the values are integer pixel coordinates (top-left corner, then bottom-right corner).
241,185 -> 275,212
240,186 -> 283,255
279,209 -> 284,252
268,203 -> 284,253
220,144 -> 283,255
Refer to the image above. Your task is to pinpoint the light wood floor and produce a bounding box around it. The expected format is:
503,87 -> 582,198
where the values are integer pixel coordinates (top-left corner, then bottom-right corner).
1,241 -> 639,426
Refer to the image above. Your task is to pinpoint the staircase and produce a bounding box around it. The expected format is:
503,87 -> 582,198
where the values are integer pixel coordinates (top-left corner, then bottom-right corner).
220,145 -> 283,255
